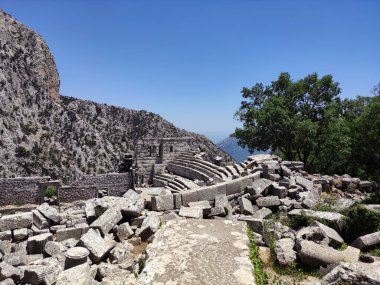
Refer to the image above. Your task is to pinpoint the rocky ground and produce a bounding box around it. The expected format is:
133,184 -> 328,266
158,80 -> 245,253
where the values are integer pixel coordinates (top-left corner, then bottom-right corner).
0,154 -> 379,284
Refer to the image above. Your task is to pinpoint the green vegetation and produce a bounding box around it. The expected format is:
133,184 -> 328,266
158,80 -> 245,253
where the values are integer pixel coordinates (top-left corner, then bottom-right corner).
44,186 -> 57,198
363,192 -> 380,204
366,248 -> 380,257
343,205 -> 380,243
337,243 -> 348,251
247,227 -> 268,285
234,74 -> 380,182
15,145 -> 30,157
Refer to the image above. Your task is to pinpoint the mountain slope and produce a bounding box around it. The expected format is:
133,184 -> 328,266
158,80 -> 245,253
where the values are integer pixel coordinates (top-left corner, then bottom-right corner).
0,10 -> 231,182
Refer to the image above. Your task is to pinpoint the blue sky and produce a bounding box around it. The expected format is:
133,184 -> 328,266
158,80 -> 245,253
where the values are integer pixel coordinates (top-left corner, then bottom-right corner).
2,0 -> 380,142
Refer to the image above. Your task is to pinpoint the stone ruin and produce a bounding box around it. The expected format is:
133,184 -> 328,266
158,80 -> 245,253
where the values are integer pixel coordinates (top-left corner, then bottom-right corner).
0,143 -> 380,284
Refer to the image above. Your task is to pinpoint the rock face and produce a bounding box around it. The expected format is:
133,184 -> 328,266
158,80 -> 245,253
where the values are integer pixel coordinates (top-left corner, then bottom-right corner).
137,219 -> 254,285
0,10 -> 231,182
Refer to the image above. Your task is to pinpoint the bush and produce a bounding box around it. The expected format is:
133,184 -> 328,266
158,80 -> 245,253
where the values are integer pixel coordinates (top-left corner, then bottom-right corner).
15,145 -> 30,157
343,205 -> 380,242
44,186 -> 57,198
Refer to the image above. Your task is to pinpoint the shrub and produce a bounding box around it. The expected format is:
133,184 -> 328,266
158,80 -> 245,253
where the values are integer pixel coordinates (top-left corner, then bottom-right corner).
343,205 -> 380,242
44,186 -> 57,198
15,145 -> 30,157
247,227 -> 268,285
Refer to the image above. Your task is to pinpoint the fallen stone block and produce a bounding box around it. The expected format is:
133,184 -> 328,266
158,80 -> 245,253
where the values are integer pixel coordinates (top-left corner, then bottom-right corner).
181,190 -> 198,206
64,247 -> 90,270
288,209 -> 346,231
27,233 -> 53,254
298,240 -> 360,267
2,251 -> 27,266
0,231 -> 11,242
136,212 -> 161,241
295,175 -> 313,191
310,221 -> 344,246
56,226 -> 89,242
239,197 -> 255,215
90,207 -> 123,235
37,203 -> 62,224
256,196 -> 280,209
238,217 -> 264,234
246,178 -> 272,195
351,231 -> 380,250
0,212 -> 33,232
116,222 -> 134,241
196,186 -> 217,201
22,258 -> 60,285
178,207 -> 203,219
276,238 -> 296,267
151,195 -> 174,211
252,207 -> 272,219
56,263 -> 92,285
44,241 -> 67,257
12,228 -> 28,241
0,278 -> 15,285
272,183 -> 288,199
188,201 -> 212,215
32,210 -> 50,230
78,228 -> 113,263
0,262 -> 22,283
173,193 -> 182,209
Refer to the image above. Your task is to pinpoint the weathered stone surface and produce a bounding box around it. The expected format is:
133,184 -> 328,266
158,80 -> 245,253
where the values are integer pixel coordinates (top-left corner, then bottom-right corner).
0,231 -> 11,241
275,238 -> 296,267
239,217 -> 264,234
56,263 -> 92,285
256,196 -> 280,208
2,251 -> 27,267
90,207 -> 122,235
252,207 -> 272,219
22,258 -> 60,285
352,231 -> 380,250
0,212 -> 33,231
178,206 -> 203,219
188,200 -> 212,215
32,210 -> 50,230
298,240 -> 360,267
247,178 -> 272,195
64,247 -> 89,270
27,233 -> 53,254
12,228 -> 28,241
272,183 -> 288,199
310,221 -> 344,246
0,262 -> 22,283
37,203 -> 62,224
239,197 -> 255,215
44,241 -> 67,257
0,278 -> 15,285
137,219 -> 254,285
116,222 -> 134,241
295,175 -> 313,191
79,229 -> 113,263
296,226 -> 329,248
136,212 -> 160,241
333,197 -> 356,211
181,190 -> 199,206
321,261 -> 380,285
108,243 -> 134,267
56,226 -> 89,242
151,195 -> 174,211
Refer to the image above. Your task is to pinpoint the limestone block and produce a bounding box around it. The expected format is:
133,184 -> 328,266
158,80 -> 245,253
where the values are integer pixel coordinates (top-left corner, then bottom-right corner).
44,241 -> 67,257
37,203 -> 62,224
0,212 -> 33,231
197,186 -> 217,201
352,231 -> 380,250
116,222 -> 134,241
2,251 -> 27,266
136,212 -> 161,241
173,193 -> 182,209
181,190 -> 198,206
12,228 -> 28,241
310,221 -> 344,246
246,179 -> 272,195
298,241 -> 360,267
0,231 -> 11,242
56,226 -> 88,242
79,229 -> 113,263
272,183 -> 288,199
0,262 -> 22,283
64,247 -> 89,270
27,233 -> 53,254
32,210 -> 50,230
276,238 -> 296,267
239,197 -> 255,215
179,207 -> 203,219
256,196 -> 280,209
151,195 -> 174,211
56,263 -> 92,285
90,207 -> 123,235
252,207 -> 272,219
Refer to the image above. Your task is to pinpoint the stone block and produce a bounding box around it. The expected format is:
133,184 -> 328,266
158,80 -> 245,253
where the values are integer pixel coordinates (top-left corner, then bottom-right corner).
44,241 -> 67,257
252,207 -> 272,219
173,193 -> 182,209
37,203 -> 62,224
90,207 -> 123,235
247,179 -> 272,195
151,195 -> 174,211
256,196 -> 280,209
272,183 -> 288,199
188,201 -> 212,216
240,217 -> 264,234
136,212 -> 161,241
116,222 -> 134,241
310,221 -> 344,246
0,212 -> 33,231
239,197 -> 255,215
26,233 -> 53,254
197,186 -> 217,201
178,207 -> 203,219
56,263 -> 92,285
0,231 -> 11,241
32,210 -> 50,230
352,231 -> 380,250
2,251 -> 27,266
0,262 -> 22,283
56,226 -> 88,242
79,229 -> 113,263
275,238 -> 296,267
181,190 -> 198,206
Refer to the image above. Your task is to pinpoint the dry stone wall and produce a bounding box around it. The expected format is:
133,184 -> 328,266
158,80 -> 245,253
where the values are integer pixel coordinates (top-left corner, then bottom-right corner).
0,176 -> 50,205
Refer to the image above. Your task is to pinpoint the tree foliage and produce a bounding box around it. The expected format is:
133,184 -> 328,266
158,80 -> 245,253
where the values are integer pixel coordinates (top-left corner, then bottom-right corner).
233,73 -> 379,181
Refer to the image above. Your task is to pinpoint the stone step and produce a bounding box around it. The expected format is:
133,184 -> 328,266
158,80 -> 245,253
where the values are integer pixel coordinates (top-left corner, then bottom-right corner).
167,162 -> 213,183
173,158 -> 225,180
170,160 -> 223,183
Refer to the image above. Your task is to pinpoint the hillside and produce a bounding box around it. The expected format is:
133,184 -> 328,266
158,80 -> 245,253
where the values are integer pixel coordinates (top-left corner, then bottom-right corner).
0,10 -> 230,182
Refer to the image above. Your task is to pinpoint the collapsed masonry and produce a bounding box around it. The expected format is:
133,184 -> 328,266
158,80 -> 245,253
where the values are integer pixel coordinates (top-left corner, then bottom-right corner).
0,151 -> 379,284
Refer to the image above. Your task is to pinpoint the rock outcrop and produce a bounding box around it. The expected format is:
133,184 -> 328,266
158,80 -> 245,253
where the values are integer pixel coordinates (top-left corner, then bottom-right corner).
0,10 -> 231,182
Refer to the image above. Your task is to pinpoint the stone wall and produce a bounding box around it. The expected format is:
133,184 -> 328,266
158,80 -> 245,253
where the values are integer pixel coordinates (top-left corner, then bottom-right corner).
0,176 -> 50,206
59,173 -> 131,203
135,137 -> 196,184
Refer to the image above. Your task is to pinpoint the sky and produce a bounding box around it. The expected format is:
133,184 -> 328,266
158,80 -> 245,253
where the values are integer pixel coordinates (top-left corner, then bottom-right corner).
1,0 -> 380,142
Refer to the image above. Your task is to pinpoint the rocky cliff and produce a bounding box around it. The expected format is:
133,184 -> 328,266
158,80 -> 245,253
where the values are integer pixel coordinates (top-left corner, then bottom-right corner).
0,10 -> 231,182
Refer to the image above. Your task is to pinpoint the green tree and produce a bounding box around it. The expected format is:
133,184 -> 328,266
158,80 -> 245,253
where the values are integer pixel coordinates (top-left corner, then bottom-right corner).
233,72 -> 348,173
